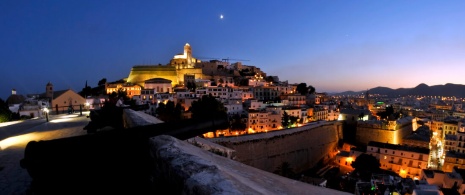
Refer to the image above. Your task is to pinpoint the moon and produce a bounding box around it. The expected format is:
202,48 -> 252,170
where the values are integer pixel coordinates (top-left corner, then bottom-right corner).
220,14 -> 224,19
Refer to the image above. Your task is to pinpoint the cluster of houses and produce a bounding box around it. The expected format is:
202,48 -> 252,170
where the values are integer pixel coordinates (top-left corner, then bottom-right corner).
334,94 -> 465,194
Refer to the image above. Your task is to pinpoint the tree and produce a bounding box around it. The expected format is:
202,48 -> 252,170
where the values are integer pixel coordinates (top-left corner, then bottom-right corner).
0,98 -> 12,123
351,153 -> 380,181
289,116 -> 299,126
358,112 -> 364,121
265,76 -> 276,83
156,100 -> 184,122
80,86 -> 92,98
282,111 -> 290,128
296,83 -> 308,95
230,114 -> 246,130
210,79 -> 217,86
307,85 -> 316,94
239,79 -> 249,86
156,102 -> 166,119
190,94 -> 227,121
79,80 -> 92,98
98,78 -> 107,86
116,88 -> 129,101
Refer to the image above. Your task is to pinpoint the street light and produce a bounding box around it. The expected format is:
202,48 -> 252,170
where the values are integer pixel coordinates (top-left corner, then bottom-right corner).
44,108 -> 49,122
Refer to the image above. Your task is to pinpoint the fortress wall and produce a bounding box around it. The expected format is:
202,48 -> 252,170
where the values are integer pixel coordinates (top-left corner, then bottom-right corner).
356,125 -> 413,145
127,66 -> 178,87
211,122 -> 343,173
127,66 -> 204,87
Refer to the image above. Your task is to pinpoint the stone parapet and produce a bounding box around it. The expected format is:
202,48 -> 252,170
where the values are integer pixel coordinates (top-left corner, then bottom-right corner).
122,108 -> 164,128
149,135 -> 349,195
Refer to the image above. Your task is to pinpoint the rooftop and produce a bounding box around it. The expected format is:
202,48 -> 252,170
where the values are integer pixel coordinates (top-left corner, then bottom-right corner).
368,141 -> 430,154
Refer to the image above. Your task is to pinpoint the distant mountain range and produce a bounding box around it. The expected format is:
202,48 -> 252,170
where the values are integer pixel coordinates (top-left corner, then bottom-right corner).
333,83 -> 465,98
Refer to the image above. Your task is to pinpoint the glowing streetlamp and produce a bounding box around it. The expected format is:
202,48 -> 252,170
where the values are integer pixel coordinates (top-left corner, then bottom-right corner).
44,108 -> 49,122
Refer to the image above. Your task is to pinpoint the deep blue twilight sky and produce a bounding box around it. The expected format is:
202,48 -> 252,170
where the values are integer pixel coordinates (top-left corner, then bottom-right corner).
1,0 -> 465,100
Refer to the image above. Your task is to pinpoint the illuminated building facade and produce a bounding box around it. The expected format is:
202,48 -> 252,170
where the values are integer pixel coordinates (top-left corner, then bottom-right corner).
126,43 -> 204,88
105,82 -> 141,98
366,141 -> 430,179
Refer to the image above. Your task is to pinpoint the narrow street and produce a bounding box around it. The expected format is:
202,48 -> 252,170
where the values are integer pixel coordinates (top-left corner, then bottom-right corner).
428,132 -> 444,170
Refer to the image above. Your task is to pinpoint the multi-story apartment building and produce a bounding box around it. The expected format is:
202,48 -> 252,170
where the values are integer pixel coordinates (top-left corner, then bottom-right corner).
250,86 -> 279,102
313,109 -> 328,121
139,89 -> 157,104
106,82 -> 142,98
366,141 -> 429,179
431,120 -> 444,137
443,126 -> 465,172
274,85 -> 295,95
249,99 -> 266,110
247,110 -> 270,133
431,110 -> 450,121
453,112 -> 465,119
176,91 -> 196,100
282,107 -> 304,124
144,78 -> 172,93
224,98 -> 243,116
265,106 -> 283,130
444,134 -> 457,152
206,86 -> 230,99
443,151 -> 465,173
195,88 -> 207,98
327,109 -> 339,121
403,126 -> 431,149
280,94 -> 306,107
444,120 -> 460,136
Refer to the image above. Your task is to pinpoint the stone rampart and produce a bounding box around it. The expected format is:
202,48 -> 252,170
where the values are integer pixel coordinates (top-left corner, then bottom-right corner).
210,121 -> 343,173
356,124 -> 412,145
123,110 -> 349,194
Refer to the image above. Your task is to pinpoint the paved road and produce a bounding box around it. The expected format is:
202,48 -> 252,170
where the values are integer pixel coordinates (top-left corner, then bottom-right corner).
0,112 -> 90,195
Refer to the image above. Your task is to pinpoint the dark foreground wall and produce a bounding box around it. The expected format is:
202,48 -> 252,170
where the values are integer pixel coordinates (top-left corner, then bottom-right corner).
211,121 -> 343,173
149,135 -> 350,195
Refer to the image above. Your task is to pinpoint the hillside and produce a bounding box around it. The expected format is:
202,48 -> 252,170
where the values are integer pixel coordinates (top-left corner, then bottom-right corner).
334,83 -> 465,97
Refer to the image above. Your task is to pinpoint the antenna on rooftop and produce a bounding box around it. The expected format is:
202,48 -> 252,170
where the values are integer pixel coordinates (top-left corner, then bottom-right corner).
221,57 -> 250,63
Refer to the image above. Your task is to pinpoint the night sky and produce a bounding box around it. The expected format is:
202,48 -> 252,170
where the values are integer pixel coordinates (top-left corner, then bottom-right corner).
1,0 -> 465,100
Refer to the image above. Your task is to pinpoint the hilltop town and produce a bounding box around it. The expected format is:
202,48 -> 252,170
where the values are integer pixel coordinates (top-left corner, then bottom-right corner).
4,43 -> 465,195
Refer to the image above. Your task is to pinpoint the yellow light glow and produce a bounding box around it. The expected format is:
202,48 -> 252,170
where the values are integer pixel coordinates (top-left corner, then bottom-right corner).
346,157 -> 353,163
50,118 -> 75,123
0,133 -> 40,149
0,120 -> 23,128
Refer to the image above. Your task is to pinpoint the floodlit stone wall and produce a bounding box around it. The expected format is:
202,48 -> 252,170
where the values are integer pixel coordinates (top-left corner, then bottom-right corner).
125,110 -> 349,194
211,121 -> 343,173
